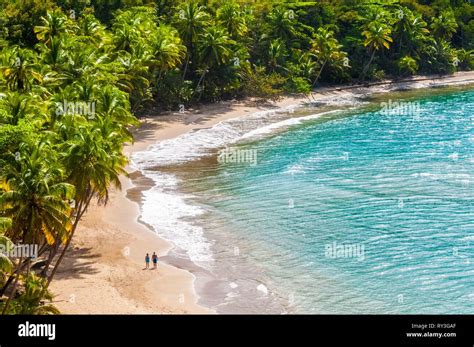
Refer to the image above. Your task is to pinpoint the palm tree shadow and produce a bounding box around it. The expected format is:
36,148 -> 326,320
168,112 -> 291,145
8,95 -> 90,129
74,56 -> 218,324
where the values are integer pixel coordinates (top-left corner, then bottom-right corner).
130,121 -> 166,144
53,246 -> 101,280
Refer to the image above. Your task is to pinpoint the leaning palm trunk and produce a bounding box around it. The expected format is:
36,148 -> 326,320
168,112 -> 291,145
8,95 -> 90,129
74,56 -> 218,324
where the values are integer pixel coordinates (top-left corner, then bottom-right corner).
40,242 -> 59,277
311,60 -> 327,89
358,50 -> 376,83
1,254 -> 23,314
46,189 -> 93,288
182,43 -> 193,81
0,257 -> 29,297
0,213 -> 35,297
182,54 -> 190,80
192,69 -> 207,101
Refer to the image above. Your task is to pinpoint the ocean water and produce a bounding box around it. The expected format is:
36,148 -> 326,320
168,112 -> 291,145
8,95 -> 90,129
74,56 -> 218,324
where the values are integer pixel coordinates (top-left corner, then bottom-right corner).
132,87 -> 474,313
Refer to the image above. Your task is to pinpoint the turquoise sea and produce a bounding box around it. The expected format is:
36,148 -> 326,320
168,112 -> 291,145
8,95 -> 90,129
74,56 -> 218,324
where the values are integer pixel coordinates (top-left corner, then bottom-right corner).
133,87 -> 474,313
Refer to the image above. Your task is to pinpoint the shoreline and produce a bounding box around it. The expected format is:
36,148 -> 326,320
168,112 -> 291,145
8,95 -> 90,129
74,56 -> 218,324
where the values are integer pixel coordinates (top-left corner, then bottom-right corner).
50,72 -> 474,314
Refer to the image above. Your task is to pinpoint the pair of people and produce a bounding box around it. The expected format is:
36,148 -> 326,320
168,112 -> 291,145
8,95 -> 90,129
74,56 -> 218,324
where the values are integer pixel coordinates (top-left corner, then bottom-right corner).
145,252 -> 158,269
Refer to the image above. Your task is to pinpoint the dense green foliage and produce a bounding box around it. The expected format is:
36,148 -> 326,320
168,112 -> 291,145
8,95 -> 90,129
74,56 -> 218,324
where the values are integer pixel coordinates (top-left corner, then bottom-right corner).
0,0 -> 472,314
0,0 -> 473,107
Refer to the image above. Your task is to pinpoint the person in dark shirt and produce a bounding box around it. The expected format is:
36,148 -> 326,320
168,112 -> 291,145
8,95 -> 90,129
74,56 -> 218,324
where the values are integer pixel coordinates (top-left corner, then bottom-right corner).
152,252 -> 158,269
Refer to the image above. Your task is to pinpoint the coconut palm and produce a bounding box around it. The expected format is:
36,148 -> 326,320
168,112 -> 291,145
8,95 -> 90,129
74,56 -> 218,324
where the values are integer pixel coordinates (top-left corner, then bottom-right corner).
77,14 -> 109,47
194,26 -> 234,98
62,45 -> 108,85
46,118 -> 130,286
9,273 -> 59,314
70,77 -> 99,103
0,218 -> 11,232
310,27 -> 348,88
34,11 -> 71,47
430,11 -> 458,41
296,52 -> 317,81
37,36 -> 69,71
267,39 -> 287,73
0,142 -> 73,312
266,6 -> 304,46
359,20 -> 393,82
393,8 -> 429,55
0,92 -> 38,125
115,52 -> 152,112
151,25 -> 186,83
0,218 -> 13,276
1,47 -> 43,92
0,141 -> 74,245
217,2 -> 248,40
174,2 -> 210,80
113,23 -> 140,53
96,85 -> 133,123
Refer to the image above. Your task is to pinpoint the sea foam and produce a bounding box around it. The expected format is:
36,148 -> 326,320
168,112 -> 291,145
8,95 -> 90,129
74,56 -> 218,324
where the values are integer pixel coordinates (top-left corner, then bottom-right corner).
131,104 -> 341,265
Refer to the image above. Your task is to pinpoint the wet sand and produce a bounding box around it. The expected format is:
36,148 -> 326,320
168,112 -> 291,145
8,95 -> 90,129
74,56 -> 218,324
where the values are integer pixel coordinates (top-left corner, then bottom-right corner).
50,72 -> 474,313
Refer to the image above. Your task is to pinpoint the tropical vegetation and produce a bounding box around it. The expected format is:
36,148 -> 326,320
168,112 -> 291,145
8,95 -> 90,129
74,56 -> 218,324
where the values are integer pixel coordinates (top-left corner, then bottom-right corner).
0,0 -> 472,313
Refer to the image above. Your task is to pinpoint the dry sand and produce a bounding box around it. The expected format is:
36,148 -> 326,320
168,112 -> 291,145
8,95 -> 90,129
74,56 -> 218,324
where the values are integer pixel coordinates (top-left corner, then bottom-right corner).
50,72 -> 474,313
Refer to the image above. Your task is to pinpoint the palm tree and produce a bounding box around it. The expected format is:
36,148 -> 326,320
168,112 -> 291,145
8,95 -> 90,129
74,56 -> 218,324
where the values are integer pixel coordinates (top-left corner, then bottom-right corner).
70,77 -> 99,103
267,39 -> 287,73
267,7 -> 298,43
0,142 -> 74,245
115,52 -> 152,112
111,8 -> 174,110
359,20 -> 393,82
430,11 -> 458,42
34,11 -> 71,47
310,27 -> 348,88
194,26 -> 234,98
0,217 -> 11,232
113,23 -> 140,53
113,6 -> 156,40
1,47 -> 43,92
0,141 -> 74,312
295,52 -> 317,82
77,14 -> 109,47
393,8 -> 429,55
37,36 -> 69,71
0,218 -> 13,277
96,85 -> 134,123
174,2 -> 210,80
151,25 -> 186,83
217,2 -> 248,40
46,117 -> 130,286
0,92 -> 38,125
61,44 -> 108,85
11,273 -> 59,314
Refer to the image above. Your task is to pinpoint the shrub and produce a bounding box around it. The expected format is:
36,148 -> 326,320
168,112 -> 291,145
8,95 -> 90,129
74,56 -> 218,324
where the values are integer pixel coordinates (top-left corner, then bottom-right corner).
398,56 -> 419,76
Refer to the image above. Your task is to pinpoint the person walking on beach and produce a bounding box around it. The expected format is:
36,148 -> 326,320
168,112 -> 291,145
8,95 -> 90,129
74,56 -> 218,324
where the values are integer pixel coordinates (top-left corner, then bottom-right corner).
152,252 -> 158,269
145,253 -> 150,269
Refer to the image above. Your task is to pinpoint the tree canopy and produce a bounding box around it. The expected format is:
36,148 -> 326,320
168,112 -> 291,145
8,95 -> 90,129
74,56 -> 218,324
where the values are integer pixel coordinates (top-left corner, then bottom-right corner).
0,0 -> 472,314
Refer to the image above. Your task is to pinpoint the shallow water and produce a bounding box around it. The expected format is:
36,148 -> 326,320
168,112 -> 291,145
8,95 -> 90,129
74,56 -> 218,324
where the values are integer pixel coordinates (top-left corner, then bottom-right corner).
133,87 -> 474,313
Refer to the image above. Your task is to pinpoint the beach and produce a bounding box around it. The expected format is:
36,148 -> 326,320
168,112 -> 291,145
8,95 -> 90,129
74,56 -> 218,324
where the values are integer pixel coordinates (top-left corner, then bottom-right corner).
50,72 -> 474,314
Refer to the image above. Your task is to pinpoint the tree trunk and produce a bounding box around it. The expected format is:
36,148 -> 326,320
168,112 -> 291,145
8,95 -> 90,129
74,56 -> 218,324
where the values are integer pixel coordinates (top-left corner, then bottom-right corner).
0,211 -> 33,297
311,60 -> 327,89
1,255 -> 23,315
182,54 -> 190,80
46,190 -> 93,288
182,42 -> 193,81
0,258 -> 29,296
40,244 -> 58,277
192,69 -> 207,101
359,50 -> 376,83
